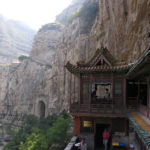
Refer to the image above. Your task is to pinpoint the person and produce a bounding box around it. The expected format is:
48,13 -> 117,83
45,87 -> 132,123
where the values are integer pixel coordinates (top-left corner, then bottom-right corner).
91,86 -> 97,102
102,129 -> 110,150
75,139 -> 87,150
104,88 -> 110,100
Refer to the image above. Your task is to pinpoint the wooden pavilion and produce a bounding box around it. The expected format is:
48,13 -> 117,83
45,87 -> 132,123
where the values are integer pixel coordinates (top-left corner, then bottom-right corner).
65,47 -> 133,149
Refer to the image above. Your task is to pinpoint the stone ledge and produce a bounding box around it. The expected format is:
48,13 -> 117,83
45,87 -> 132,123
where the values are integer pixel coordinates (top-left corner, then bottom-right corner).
64,136 -> 77,150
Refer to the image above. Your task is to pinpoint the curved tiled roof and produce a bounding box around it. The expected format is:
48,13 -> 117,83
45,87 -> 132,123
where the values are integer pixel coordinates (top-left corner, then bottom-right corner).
65,47 -> 133,74
65,61 -> 133,74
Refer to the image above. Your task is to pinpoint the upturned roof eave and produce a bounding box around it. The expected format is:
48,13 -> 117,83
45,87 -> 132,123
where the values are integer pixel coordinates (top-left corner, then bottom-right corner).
126,46 -> 150,79
65,63 -> 132,74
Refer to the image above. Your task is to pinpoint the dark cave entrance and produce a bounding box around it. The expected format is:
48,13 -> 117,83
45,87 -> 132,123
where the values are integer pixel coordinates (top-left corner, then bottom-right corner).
38,101 -> 45,118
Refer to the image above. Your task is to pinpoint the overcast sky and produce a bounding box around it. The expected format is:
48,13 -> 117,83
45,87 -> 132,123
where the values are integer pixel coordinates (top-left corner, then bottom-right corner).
0,0 -> 71,30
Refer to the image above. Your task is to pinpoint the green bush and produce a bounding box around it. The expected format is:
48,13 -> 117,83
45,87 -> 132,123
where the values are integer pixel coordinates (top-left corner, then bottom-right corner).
39,23 -> 64,32
4,113 -> 72,150
18,55 -> 28,62
47,117 -> 72,149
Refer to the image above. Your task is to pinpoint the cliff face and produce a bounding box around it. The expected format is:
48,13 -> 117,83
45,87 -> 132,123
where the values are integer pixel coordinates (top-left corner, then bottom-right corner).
30,24 -> 62,64
0,0 -> 149,117
56,0 -> 84,24
91,0 -> 150,62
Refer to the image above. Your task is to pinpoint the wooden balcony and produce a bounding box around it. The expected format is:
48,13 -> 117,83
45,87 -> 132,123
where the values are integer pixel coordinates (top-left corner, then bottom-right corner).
70,99 -> 137,117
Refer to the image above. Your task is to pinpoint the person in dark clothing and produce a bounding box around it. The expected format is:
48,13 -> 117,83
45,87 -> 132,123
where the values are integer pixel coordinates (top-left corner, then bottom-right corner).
104,88 -> 110,100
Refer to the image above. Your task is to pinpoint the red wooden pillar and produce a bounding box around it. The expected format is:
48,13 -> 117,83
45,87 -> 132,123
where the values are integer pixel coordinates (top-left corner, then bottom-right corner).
73,116 -> 80,136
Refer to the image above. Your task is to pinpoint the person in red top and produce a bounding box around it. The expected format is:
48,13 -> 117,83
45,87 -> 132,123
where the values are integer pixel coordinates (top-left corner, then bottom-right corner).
102,129 -> 110,150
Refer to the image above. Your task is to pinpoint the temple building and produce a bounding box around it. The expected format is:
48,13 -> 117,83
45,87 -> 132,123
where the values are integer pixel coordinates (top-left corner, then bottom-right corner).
65,46 -> 150,150
65,47 -> 133,149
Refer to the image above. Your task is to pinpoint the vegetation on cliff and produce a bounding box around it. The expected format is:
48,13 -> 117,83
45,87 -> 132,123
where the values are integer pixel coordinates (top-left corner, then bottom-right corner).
18,55 -> 28,62
68,1 -> 99,34
39,23 -> 64,32
4,112 -> 72,150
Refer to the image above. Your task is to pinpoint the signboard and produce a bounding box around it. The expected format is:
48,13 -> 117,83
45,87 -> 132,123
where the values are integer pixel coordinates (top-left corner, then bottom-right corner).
83,121 -> 92,127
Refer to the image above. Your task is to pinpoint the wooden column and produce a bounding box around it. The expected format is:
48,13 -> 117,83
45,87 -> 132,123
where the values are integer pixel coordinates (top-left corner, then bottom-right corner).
78,74 -> 81,104
137,80 -> 140,108
69,72 -> 72,113
124,118 -> 129,136
112,73 -> 114,112
94,119 -> 96,134
147,78 -> 149,117
79,75 -> 82,105
123,77 -> 127,109
74,75 -> 75,103
73,116 -> 80,136
89,74 -> 92,112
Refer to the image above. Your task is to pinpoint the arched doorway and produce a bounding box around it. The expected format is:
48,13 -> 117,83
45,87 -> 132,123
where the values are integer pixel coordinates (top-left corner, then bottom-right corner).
38,101 -> 45,118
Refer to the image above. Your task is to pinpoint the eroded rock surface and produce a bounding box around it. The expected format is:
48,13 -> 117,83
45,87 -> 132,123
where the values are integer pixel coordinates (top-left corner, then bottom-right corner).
0,0 -> 149,117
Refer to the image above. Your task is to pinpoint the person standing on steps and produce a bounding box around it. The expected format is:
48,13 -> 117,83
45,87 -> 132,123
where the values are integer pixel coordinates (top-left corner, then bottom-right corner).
75,138 -> 87,150
102,129 -> 110,150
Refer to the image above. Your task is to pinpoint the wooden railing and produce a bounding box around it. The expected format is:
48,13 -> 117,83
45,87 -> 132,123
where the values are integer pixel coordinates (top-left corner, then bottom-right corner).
70,98 -> 137,115
70,103 -> 127,115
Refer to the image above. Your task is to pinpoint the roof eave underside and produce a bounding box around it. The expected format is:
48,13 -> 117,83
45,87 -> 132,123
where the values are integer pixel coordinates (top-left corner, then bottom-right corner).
126,46 -> 150,79
65,66 -> 131,74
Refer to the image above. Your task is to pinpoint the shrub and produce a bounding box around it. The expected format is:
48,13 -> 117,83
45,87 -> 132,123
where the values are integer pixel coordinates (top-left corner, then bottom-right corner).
47,117 -> 72,149
39,23 -> 64,32
18,55 -> 28,62
4,113 -> 72,150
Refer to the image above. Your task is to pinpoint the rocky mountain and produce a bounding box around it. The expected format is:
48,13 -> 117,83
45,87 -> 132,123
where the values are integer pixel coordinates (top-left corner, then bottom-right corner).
0,15 -> 36,64
56,0 -> 84,24
0,0 -> 149,118
30,23 -> 62,65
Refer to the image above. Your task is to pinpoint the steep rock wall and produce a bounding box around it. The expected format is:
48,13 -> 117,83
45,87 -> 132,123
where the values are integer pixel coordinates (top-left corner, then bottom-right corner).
0,0 -> 149,117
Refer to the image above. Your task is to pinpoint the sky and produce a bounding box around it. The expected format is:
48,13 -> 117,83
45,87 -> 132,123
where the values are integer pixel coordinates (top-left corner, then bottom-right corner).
0,0 -> 72,30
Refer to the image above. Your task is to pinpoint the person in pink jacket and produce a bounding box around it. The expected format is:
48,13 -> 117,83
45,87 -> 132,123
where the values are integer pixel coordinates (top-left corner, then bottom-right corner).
102,129 -> 110,150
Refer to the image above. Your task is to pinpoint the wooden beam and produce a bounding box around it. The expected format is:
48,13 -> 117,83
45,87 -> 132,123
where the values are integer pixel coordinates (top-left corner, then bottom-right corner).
70,112 -> 126,118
